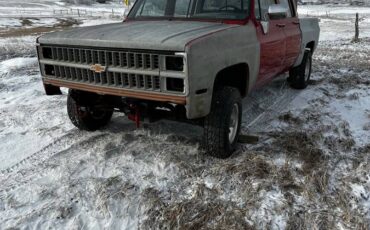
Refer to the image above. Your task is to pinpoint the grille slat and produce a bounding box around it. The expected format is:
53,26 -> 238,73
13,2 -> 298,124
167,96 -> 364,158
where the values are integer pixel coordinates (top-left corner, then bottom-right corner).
74,68 -> 79,81
67,49 -> 73,63
65,67 -> 71,79
51,48 -> 56,60
94,72 -> 98,84
153,55 -> 159,69
77,69 -> 82,81
80,50 -> 86,63
59,66 -> 64,78
122,73 -> 128,87
107,72 -> 113,85
86,50 -> 92,64
147,76 -> 153,89
57,48 -> 62,61
137,54 -> 143,69
74,49 -> 80,63
115,73 -> 122,87
128,53 -> 134,68
154,76 -> 160,90
70,67 -> 76,80
63,48 -> 67,61
107,52 -> 113,66
101,72 -> 107,85
138,75 -> 144,88
54,65 -> 60,77
123,53 -> 128,67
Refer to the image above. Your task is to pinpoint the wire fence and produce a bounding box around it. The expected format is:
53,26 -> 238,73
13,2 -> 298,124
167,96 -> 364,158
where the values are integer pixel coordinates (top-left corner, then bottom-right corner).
300,10 -> 368,22
0,8 -> 125,19
299,8 -> 370,19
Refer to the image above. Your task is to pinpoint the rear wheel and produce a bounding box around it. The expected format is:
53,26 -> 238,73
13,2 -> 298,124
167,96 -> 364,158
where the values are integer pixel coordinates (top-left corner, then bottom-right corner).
203,87 -> 242,159
67,90 -> 113,131
289,50 -> 312,89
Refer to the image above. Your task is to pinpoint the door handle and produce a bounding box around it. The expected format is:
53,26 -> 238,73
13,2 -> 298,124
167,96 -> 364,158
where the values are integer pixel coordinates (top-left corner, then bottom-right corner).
276,24 -> 286,28
293,21 -> 300,25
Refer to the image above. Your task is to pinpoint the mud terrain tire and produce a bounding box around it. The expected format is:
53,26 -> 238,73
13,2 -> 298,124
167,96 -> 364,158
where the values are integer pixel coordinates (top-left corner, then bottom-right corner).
67,90 -> 113,131
289,50 -> 312,89
203,87 -> 242,158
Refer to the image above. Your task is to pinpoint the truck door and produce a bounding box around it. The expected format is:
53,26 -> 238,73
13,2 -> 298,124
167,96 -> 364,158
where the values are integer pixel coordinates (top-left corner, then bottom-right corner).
255,0 -> 287,88
278,0 -> 301,69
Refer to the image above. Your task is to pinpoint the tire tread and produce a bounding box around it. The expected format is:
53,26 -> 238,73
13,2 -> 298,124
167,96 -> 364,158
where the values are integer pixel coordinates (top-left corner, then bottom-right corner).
203,87 -> 242,158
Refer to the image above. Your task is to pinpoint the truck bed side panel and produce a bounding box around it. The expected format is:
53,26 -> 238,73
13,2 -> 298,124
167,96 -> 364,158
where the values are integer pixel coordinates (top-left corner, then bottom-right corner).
293,18 -> 320,67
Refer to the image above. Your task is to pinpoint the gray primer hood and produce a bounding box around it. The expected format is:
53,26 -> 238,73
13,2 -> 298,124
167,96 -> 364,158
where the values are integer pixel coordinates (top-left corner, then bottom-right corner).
38,21 -> 238,51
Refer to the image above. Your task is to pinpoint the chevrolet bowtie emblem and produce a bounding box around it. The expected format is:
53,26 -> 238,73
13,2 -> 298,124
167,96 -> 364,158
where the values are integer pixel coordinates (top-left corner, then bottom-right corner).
90,64 -> 106,73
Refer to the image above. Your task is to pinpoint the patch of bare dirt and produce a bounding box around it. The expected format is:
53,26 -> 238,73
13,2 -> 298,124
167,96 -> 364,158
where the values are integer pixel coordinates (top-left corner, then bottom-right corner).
21,18 -> 33,27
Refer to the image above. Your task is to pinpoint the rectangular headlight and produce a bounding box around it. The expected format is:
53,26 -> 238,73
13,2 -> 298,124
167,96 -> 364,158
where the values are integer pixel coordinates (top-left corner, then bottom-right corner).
166,78 -> 184,92
165,56 -> 184,71
42,47 -> 53,59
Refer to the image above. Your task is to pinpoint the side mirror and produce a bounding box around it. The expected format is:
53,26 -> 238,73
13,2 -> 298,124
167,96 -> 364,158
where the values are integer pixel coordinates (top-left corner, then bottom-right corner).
268,4 -> 289,19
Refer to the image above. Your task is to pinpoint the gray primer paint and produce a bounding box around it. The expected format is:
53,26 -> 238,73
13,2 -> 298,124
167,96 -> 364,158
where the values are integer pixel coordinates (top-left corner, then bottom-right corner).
38,21 -> 238,51
185,22 -> 260,119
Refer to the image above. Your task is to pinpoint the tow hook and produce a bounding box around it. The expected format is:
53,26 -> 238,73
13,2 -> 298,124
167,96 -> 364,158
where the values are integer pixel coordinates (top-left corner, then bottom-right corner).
127,104 -> 141,128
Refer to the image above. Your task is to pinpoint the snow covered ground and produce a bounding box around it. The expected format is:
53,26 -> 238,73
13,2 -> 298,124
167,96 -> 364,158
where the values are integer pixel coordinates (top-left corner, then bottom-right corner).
0,0 -> 126,38
1,2 -> 370,229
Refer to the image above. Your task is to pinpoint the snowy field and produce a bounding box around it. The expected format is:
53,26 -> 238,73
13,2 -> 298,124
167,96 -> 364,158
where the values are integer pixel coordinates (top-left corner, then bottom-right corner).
1,2 -> 370,229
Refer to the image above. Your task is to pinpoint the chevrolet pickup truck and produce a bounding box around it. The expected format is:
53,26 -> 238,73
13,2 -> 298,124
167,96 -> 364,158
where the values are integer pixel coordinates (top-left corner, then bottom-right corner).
36,0 -> 319,158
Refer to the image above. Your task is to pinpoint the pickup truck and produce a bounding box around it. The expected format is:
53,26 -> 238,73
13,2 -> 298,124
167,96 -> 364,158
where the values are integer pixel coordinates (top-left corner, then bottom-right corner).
36,0 -> 319,158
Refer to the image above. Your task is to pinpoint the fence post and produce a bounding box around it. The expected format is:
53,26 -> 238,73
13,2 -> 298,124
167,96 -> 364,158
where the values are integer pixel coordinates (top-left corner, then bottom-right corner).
78,9 -> 80,17
353,13 -> 360,43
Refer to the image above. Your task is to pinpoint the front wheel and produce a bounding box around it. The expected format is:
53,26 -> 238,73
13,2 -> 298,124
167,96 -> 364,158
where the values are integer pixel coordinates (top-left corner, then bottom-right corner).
203,87 -> 242,159
67,90 -> 113,131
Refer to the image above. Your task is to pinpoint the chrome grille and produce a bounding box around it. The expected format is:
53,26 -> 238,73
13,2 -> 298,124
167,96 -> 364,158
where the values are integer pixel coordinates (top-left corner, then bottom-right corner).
49,47 -> 160,69
40,46 -> 165,93
50,65 -> 160,91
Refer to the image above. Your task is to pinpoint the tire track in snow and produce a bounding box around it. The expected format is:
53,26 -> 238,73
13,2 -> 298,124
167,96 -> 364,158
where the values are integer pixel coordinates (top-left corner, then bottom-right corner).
0,131 -> 108,194
241,76 -> 321,133
241,77 -> 293,131
0,132 -> 78,175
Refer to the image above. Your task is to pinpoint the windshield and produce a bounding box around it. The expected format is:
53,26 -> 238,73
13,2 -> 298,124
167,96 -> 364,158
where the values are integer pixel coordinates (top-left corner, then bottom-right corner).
128,0 -> 250,20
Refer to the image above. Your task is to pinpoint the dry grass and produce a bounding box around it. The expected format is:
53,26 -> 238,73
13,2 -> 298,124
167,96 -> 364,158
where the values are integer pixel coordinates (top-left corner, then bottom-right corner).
271,131 -> 325,174
143,194 -> 254,230
221,155 -> 273,180
315,39 -> 370,70
278,163 -> 303,193
329,74 -> 370,90
279,112 -> 303,125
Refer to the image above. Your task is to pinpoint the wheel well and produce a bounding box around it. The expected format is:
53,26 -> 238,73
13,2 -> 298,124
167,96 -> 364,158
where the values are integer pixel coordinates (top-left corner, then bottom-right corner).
306,41 -> 315,53
213,63 -> 249,97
